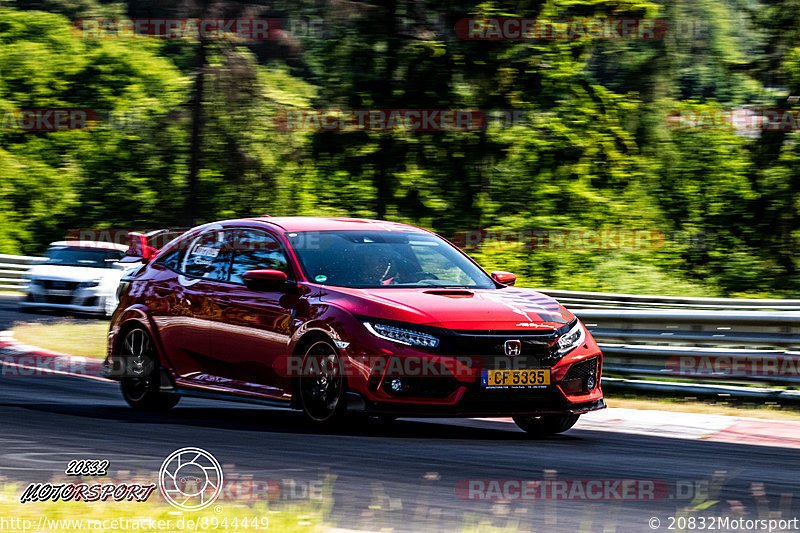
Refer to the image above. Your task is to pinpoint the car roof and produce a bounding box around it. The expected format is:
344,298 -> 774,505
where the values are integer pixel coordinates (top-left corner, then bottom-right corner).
49,241 -> 129,251
243,216 -> 432,234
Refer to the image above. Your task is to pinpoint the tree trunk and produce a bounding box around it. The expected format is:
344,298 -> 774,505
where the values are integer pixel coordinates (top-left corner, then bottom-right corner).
184,39 -> 207,226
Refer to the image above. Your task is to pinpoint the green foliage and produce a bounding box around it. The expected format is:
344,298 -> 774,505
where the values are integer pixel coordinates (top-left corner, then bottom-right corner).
1,0 -> 800,297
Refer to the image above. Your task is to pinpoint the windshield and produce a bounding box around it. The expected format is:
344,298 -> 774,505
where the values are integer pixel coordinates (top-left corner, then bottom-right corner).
46,246 -> 124,269
287,230 -> 496,289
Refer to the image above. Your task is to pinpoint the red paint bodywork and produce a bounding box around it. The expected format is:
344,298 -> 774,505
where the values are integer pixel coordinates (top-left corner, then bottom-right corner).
105,217 -> 605,416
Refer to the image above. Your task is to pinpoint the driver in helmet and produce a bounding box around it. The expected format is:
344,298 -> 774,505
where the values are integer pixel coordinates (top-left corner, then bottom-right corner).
357,247 -> 394,285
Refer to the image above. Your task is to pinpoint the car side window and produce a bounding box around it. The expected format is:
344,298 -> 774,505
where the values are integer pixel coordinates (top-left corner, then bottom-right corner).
228,229 -> 290,285
182,229 -> 232,281
154,246 -> 184,271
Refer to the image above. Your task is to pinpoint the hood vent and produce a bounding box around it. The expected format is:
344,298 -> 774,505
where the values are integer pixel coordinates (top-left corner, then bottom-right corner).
422,289 -> 474,297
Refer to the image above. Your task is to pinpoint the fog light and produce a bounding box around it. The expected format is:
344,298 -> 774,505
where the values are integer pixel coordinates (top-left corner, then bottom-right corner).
586,374 -> 596,391
388,377 -> 406,393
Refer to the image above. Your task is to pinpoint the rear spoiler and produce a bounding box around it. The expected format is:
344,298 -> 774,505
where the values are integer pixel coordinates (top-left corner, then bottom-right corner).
120,228 -> 187,264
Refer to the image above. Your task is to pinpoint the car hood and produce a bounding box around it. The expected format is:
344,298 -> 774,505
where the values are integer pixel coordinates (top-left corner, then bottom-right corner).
26,264 -> 125,283
320,286 -> 574,330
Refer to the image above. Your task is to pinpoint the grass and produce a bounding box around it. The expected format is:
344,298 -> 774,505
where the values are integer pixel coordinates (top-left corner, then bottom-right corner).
10,320 -> 108,359
0,480 -> 523,533
0,483 -> 328,533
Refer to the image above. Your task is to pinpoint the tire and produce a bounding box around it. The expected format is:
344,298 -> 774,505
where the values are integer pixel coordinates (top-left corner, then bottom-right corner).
297,339 -> 347,425
118,327 -> 180,411
512,414 -> 580,436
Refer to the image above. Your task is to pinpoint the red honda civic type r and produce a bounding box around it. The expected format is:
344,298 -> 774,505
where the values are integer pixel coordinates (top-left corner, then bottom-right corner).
105,217 -> 604,435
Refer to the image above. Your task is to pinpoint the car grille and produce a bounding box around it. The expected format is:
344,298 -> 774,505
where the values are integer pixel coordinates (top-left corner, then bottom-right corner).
437,330 -> 563,369
560,356 -> 599,395
31,294 -> 98,307
44,295 -> 73,305
564,356 -> 598,381
42,280 -> 80,291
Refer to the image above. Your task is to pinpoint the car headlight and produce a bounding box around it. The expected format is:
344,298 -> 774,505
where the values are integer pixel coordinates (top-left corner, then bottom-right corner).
556,321 -> 586,356
77,280 -> 101,289
362,321 -> 440,348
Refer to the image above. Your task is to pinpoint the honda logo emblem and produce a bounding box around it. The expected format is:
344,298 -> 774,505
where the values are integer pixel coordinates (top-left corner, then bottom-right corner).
504,340 -> 522,357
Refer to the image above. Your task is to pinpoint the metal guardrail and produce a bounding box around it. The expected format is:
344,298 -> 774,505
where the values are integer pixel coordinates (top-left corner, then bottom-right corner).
538,288 -> 800,310
1,261 -> 799,401
0,254 -> 45,290
536,289 -> 800,403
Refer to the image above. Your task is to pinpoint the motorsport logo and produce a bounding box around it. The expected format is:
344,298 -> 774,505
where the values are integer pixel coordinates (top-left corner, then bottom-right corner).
19,482 -> 157,504
18,448 -> 223,511
158,447 -> 224,511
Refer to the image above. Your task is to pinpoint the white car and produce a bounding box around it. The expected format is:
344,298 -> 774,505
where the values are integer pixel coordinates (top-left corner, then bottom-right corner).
20,241 -> 136,317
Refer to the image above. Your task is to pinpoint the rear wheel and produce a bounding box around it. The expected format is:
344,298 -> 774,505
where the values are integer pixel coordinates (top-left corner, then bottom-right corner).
297,339 -> 347,425
119,327 -> 180,411
512,414 -> 580,436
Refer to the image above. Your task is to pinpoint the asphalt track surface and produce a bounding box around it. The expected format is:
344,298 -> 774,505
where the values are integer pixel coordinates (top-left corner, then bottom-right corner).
1,295 -> 799,532
0,294 -> 99,329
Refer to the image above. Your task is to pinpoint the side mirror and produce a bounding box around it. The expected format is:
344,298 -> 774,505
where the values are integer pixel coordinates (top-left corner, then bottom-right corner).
242,269 -> 289,290
491,271 -> 517,286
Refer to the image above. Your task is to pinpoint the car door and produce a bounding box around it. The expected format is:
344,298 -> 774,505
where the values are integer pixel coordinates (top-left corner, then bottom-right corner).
149,227 -> 233,379
206,228 -> 297,397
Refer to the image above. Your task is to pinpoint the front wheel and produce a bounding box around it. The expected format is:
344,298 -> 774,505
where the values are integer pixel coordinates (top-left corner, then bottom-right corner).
119,327 -> 180,411
512,414 -> 580,436
297,339 -> 347,425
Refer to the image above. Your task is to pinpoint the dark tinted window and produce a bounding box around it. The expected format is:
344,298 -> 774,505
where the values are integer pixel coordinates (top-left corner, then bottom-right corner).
287,230 -> 495,288
46,246 -> 124,269
181,230 -> 232,281
229,229 -> 289,285
154,246 -> 184,271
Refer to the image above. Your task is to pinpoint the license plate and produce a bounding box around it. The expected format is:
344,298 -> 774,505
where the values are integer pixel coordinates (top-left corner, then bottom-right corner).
481,369 -> 550,388
47,290 -> 72,297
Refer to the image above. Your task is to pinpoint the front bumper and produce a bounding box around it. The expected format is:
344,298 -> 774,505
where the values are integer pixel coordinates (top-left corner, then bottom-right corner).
347,389 -> 606,417
332,333 -> 605,417
21,289 -> 112,315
